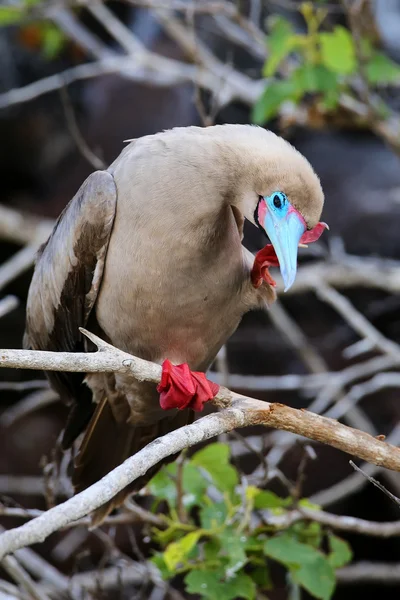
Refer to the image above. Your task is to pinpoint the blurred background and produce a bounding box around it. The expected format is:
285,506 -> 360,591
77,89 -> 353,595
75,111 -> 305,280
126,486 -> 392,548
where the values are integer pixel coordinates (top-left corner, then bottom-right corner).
2,0 -> 400,598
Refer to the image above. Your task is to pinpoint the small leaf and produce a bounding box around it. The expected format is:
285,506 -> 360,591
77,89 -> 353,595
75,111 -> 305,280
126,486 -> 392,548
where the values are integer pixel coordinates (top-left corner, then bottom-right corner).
264,533 -> 321,565
191,443 -> 238,493
200,501 -> 227,530
220,529 -> 248,574
185,569 -> 256,600
264,534 -> 335,600
151,553 -> 171,579
252,566 -> 272,590
293,520 -> 323,548
319,26 -> 356,75
298,498 -> 321,511
292,555 -> 336,600
366,52 -> 400,84
163,531 -> 201,571
149,463 -> 177,507
182,463 -> 208,508
252,80 -> 297,124
328,534 -> 353,568
41,24 -> 65,59
253,489 -> 291,510
204,538 -> 220,562
0,7 -> 23,25
293,64 -> 338,94
320,90 -> 340,110
264,15 -> 297,77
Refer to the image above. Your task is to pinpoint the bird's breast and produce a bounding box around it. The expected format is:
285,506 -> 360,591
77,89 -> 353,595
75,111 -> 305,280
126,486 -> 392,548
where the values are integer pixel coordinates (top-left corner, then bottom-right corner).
96,234 -> 249,370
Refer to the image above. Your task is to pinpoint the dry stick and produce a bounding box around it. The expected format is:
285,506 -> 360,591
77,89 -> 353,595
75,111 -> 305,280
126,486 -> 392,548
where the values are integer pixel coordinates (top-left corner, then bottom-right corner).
1,332 -> 400,557
0,205 -> 52,247
1,554 -> 49,600
350,460 -> 400,507
0,296 -> 18,320
337,562 -> 400,584
0,381 -> 48,392
267,300 -> 327,374
59,86 -> 106,170
7,498 -> 400,538
314,282 -> 400,360
0,389 -> 59,427
0,245 -> 41,293
257,504 -> 400,536
311,424 -> 400,507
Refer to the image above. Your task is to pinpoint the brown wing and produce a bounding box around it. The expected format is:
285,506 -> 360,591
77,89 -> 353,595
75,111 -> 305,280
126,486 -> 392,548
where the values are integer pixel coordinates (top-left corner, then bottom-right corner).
24,170 -> 117,447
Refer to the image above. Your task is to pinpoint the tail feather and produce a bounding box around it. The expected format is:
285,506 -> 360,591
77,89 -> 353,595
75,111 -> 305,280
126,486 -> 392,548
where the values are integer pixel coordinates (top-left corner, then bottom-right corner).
72,397 -> 193,527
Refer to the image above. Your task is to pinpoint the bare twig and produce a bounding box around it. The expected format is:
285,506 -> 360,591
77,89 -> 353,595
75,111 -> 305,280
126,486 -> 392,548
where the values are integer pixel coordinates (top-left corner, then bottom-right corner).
1,554 -> 49,600
310,424 -> 400,507
0,389 -> 59,427
59,86 -> 105,170
268,300 -> 327,374
337,562 -> 400,584
0,296 -> 18,319
350,460 -> 400,507
0,244 -> 42,293
0,205 -> 53,246
314,282 -> 400,360
0,380 -> 48,393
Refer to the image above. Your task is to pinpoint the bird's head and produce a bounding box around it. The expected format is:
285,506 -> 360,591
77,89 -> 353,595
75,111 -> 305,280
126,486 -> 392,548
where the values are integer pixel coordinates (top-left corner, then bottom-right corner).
229,127 -> 328,291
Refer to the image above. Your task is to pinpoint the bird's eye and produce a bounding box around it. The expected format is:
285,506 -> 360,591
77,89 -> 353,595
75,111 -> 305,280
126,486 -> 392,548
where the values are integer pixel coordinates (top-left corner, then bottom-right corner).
273,194 -> 283,209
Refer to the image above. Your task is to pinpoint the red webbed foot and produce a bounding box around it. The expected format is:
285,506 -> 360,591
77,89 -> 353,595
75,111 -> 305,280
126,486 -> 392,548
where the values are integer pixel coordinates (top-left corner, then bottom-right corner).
251,244 -> 280,289
157,359 -> 219,411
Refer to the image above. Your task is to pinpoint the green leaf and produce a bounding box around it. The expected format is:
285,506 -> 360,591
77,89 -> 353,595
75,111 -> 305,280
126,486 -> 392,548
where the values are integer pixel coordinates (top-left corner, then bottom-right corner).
163,531 -> 201,571
252,566 -> 272,590
151,553 -> 172,578
264,533 -> 321,565
319,26 -> 356,75
292,555 -> 336,600
191,443 -> 238,493
328,534 -> 353,568
41,24 -> 65,59
264,15 -> 297,77
204,538 -> 220,562
0,7 -> 23,25
220,529 -> 248,574
253,489 -> 291,510
293,64 -> 338,94
264,534 -> 336,600
320,90 -> 340,110
366,52 -> 400,84
182,463 -> 208,507
149,464 -> 177,507
252,80 -> 297,124
298,498 -> 321,511
200,501 -> 227,530
185,569 -> 256,600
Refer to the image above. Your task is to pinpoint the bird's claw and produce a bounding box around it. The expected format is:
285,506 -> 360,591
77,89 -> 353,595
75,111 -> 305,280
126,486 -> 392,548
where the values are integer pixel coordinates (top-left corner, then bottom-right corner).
157,359 -> 219,411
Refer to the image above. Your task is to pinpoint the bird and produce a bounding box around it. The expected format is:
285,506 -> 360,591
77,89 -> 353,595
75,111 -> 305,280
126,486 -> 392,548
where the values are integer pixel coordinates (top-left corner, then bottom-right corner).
24,124 -> 327,524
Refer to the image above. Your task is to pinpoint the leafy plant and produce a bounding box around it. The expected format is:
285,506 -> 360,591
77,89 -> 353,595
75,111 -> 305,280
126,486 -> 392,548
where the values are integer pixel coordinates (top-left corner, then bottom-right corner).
0,1 -> 65,59
147,443 -> 352,600
253,2 -> 400,124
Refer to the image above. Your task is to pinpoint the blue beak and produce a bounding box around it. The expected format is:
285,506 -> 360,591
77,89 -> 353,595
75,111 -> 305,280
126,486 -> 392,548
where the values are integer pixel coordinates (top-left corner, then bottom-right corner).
263,208 -> 305,292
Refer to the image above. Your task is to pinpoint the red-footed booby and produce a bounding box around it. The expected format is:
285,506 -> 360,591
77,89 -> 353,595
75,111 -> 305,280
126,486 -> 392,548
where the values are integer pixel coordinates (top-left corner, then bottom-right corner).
24,124 -> 327,523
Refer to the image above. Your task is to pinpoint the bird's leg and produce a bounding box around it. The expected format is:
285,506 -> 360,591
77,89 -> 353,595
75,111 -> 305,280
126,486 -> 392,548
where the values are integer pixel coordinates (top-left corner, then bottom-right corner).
251,244 -> 280,288
157,359 -> 219,411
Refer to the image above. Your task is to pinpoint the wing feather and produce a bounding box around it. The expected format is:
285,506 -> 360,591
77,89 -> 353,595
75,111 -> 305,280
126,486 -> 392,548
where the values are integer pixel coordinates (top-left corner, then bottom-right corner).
24,170 -> 117,445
